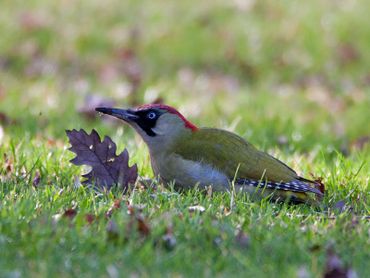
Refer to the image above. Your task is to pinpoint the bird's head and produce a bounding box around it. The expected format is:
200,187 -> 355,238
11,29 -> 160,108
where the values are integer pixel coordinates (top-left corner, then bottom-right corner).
96,104 -> 198,153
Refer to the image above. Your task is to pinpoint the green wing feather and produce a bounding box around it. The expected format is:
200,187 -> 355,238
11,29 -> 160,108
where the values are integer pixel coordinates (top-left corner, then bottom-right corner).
174,128 -> 299,182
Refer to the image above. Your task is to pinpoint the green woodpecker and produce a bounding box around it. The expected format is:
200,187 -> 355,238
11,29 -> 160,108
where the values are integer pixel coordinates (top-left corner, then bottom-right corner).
96,104 -> 323,203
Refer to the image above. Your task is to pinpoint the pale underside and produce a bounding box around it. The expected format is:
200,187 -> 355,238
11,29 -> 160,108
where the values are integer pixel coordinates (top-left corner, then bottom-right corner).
151,153 -> 316,202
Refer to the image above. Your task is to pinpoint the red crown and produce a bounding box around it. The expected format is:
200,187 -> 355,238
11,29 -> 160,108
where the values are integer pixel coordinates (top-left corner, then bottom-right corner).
137,104 -> 198,131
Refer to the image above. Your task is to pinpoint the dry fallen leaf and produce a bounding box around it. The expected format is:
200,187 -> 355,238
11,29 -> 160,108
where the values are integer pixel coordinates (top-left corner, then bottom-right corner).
85,214 -> 95,224
63,208 -> 77,220
66,129 -> 138,191
125,205 -> 151,238
137,215 -> 150,237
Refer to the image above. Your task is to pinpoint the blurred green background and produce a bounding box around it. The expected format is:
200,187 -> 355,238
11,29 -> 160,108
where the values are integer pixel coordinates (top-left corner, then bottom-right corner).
1,0 -> 369,146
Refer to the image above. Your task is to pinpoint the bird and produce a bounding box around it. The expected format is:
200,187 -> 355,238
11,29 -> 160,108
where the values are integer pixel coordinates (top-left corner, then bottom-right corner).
95,104 -> 323,204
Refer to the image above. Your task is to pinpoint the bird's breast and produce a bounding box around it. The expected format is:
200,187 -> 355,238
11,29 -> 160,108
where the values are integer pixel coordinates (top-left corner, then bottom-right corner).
150,153 -> 229,191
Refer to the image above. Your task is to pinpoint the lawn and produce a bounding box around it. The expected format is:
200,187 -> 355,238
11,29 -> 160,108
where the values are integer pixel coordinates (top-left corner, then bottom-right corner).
0,0 -> 369,277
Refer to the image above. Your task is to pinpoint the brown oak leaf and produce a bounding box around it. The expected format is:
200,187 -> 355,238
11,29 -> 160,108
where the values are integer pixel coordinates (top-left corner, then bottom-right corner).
66,129 -> 138,191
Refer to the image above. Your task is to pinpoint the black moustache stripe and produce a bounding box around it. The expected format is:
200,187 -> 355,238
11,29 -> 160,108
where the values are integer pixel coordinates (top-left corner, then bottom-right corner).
137,122 -> 156,136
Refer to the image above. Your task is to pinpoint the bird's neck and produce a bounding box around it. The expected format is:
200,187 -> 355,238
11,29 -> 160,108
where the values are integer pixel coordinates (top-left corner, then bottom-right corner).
147,129 -> 192,159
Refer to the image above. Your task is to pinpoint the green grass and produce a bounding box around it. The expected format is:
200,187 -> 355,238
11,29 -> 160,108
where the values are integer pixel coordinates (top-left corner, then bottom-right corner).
1,0 -> 370,277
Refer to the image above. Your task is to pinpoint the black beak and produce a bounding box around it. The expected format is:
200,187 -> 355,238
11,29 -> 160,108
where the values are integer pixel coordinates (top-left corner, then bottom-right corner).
95,107 -> 139,122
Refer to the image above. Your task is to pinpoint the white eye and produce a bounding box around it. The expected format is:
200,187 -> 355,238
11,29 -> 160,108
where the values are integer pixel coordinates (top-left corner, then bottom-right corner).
147,112 -> 156,119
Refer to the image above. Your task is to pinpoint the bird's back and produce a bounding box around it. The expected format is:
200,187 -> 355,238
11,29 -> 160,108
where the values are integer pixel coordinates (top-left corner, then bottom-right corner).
174,128 -> 299,182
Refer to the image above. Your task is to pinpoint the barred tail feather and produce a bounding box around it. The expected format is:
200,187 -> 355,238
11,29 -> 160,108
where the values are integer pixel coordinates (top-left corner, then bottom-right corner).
235,178 -> 323,195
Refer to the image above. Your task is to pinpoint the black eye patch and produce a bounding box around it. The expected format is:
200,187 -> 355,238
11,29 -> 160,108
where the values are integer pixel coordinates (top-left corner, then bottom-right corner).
134,109 -> 163,136
146,111 -> 157,120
